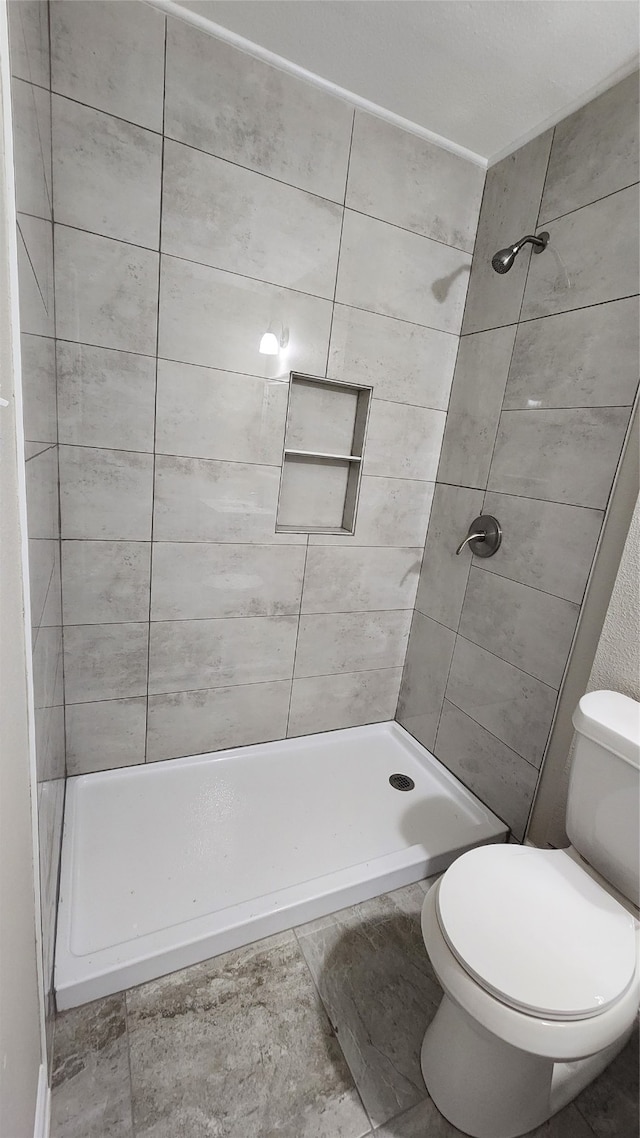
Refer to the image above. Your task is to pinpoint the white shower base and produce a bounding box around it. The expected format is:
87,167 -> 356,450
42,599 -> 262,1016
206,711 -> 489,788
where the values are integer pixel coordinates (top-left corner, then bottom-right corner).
55,721 -> 508,1009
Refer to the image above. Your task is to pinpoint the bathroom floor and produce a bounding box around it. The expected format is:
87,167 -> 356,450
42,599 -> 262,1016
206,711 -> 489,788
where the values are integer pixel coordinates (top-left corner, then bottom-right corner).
50,880 -> 639,1138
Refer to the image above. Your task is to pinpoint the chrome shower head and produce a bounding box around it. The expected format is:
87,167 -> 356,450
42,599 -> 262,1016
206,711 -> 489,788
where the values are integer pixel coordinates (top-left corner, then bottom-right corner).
491,232 -> 549,274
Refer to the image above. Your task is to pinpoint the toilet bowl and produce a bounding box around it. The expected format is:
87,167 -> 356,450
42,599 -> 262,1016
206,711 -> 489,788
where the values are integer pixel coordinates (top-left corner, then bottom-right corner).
419,690 -> 640,1138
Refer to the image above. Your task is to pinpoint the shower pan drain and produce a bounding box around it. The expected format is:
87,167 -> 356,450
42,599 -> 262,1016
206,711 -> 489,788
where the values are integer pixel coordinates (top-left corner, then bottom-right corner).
389,773 -> 415,792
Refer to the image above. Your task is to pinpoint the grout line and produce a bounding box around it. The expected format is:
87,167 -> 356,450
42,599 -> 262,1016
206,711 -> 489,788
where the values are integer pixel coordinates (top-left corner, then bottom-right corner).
435,479 -> 615,512
56,440 -> 450,488
538,177 -> 640,230
444,692 -> 546,771
45,0 -> 69,1042
54,218 -> 160,255
442,697 -> 543,771
52,217 -> 467,340
67,665 -> 404,709
143,15 -> 168,763
65,610 -> 420,629
325,108 -> 355,379
292,928 -> 376,1133
460,289 -> 640,338
468,558 -> 596,607
16,217 -> 49,310
122,992 -> 136,1137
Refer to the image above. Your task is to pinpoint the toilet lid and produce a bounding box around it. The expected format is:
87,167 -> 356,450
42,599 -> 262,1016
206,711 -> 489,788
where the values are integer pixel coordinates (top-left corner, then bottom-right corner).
436,845 -> 638,1020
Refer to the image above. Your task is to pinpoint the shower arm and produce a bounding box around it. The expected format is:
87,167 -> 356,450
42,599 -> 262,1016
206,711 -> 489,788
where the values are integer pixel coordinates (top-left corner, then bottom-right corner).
512,234 -> 548,254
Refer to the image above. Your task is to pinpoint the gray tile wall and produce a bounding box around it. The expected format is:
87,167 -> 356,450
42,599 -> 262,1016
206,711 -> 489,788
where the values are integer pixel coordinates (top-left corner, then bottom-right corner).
8,0 -> 63,1067
51,1 -> 484,773
397,73 -> 640,840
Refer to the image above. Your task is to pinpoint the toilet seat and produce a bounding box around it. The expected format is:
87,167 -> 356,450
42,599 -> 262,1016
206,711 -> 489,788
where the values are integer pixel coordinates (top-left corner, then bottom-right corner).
436,845 -> 638,1021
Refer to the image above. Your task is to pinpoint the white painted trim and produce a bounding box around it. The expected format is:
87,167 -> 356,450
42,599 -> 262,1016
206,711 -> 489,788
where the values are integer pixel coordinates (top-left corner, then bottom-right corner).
33,1066 -> 51,1138
143,0 -> 487,168
488,55 -> 640,166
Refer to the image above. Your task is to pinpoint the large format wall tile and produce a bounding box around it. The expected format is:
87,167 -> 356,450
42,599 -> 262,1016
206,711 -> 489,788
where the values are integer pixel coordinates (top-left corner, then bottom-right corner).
52,96 -> 162,248
164,19 -> 353,202
150,543 -> 306,621
414,484 -> 484,630
62,541 -> 151,625
504,297 -> 640,410
65,697 -> 147,775
57,342 -> 156,452
462,130 -> 552,334
459,567 -> 579,687
437,325 -> 516,488
154,360 -> 287,466
301,547 -> 421,613
153,455 -> 304,544
435,701 -> 538,839
540,72 -> 640,224
158,254 -> 332,375
479,493 -> 603,603
346,110 -> 484,252
365,401 -> 446,481
55,226 -> 158,353
310,476 -> 434,549
59,446 -> 154,540
29,539 -> 59,633
148,616 -> 298,694
446,636 -> 557,767
21,334 -> 57,444
147,681 -> 291,762
288,668 -> 402,736
522,184 -> 640,320
162,139 -> 342,297
12,78 -> 51,218
294,610 -> 412,677
32,625 -> 63,714
336,210 -> 471,333
25,446 -> 59,539
488,407 -> 630,509
396,613 -> 456,752
17,214 -> 54,336
8,0 -> 50,87
51,0 -> 165,130
328,303 -> 458,410
64,623 -> 149,703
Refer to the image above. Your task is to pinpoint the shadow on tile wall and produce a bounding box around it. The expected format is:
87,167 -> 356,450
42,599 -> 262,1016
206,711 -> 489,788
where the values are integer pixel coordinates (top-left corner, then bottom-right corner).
397,71 -> 640,840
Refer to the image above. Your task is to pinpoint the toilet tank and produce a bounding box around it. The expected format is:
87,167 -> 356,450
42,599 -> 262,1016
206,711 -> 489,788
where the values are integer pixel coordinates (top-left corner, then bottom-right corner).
567,691 -> 640,908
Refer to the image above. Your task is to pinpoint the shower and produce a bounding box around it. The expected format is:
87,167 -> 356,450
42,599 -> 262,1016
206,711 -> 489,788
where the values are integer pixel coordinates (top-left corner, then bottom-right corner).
491,231 -> 549,273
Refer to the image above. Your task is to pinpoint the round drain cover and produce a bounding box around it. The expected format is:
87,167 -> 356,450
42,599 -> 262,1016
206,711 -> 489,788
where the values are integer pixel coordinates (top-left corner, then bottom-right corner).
389,773 -> 415,791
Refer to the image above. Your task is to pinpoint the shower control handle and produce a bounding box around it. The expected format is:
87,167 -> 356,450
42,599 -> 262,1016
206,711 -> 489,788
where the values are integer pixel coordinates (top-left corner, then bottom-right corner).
455,531 -> 485,555
455,515 -> 502,558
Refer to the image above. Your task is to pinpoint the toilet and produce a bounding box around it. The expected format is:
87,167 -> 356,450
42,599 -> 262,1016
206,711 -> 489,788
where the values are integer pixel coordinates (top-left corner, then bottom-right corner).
420,690 -> 640,1138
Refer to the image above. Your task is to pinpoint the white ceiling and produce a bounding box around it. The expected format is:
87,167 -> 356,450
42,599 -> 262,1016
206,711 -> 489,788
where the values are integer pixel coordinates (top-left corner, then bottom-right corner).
176,0 -> 639,164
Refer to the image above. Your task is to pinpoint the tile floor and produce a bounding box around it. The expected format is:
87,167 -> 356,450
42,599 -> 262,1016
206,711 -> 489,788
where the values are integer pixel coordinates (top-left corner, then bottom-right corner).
51,880 -> 639,1138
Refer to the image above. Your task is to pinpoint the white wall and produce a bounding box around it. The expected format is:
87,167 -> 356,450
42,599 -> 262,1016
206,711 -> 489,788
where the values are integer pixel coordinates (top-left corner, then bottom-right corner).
587,491 -> 640,700
0,5 -> 46,1134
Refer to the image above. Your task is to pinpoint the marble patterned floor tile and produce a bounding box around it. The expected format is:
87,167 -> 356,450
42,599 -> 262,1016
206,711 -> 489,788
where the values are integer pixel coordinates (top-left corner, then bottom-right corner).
372,1098 -> 596,1138
295,883 -> 440,1128
574,1018 -> 639,1138
51,994 -> 133,1138
127,931 -> 369,1138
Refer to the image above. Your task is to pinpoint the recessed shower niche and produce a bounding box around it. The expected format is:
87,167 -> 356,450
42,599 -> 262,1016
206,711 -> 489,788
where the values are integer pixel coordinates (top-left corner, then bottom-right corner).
276,372 -> 372,534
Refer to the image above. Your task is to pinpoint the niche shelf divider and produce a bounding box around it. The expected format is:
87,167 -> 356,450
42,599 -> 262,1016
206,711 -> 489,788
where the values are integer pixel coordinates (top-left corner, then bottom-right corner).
276,372 -> 372,535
